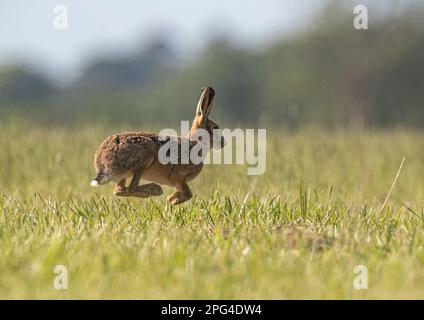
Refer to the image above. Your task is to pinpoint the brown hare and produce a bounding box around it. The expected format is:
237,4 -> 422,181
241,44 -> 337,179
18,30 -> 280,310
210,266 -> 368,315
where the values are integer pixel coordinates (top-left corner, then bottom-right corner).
91,86 -> 225,205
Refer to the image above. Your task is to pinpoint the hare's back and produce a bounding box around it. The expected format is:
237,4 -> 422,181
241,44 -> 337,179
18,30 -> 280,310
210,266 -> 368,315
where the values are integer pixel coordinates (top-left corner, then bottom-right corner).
116,132 -> 158,164
96,132 -> 157,171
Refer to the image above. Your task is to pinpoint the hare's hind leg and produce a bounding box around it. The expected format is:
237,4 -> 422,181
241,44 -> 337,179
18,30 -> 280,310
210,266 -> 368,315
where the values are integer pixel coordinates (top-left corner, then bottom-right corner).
132,183 -> 163,197
115,184 -> 163,198
168,180 -> 192,205
114,179 -> 127,195
129,168 -> 162,197
114,170 -> 163,198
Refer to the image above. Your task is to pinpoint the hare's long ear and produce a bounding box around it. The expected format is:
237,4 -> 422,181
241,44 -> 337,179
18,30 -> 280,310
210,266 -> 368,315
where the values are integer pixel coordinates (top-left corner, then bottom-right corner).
196,86 -> 215,119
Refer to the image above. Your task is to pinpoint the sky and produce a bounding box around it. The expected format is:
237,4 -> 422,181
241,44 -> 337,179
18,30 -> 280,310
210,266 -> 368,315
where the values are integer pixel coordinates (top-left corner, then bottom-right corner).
0,0 -> 324,82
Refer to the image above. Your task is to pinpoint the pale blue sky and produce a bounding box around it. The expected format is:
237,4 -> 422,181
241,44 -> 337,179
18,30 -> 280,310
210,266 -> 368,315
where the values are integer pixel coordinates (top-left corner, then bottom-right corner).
0,0 -> 323,81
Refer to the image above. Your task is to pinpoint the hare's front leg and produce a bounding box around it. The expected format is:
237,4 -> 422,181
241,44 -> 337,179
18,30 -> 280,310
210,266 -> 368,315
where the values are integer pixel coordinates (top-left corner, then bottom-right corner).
168,181 -> 192,205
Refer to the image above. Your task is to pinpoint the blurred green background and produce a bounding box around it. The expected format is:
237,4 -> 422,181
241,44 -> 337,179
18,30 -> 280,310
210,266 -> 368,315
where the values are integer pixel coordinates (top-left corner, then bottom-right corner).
1,0 -> 423,129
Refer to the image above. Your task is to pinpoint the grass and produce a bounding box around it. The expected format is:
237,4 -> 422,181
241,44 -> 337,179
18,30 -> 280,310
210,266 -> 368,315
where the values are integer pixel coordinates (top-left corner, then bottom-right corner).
1,122 -> 424,299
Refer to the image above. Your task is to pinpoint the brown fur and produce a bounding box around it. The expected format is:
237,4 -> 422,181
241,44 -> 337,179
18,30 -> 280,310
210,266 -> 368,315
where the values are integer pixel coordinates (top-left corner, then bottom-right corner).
92,87 -> 224,205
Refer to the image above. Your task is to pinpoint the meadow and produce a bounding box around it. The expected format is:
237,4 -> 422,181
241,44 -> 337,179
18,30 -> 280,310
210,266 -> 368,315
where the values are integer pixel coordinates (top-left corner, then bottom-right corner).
1,122 -> 424,299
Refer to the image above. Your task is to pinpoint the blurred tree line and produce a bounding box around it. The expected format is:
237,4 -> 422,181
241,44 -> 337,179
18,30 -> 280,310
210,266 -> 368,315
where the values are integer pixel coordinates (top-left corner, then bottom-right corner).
0,3 -> 423,129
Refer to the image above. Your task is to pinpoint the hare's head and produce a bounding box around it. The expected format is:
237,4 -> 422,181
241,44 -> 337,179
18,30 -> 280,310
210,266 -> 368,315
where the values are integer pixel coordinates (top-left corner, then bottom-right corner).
189,86 -> 225,149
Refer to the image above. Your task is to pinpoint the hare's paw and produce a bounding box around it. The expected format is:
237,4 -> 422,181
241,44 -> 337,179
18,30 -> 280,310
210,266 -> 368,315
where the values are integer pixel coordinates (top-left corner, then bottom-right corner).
114,179 -> 128,196
114,187 -> 128,196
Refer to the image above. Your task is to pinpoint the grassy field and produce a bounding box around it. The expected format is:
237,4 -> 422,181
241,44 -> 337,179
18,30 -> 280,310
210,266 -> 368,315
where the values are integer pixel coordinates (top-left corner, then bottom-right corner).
1,122 -> 424,299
